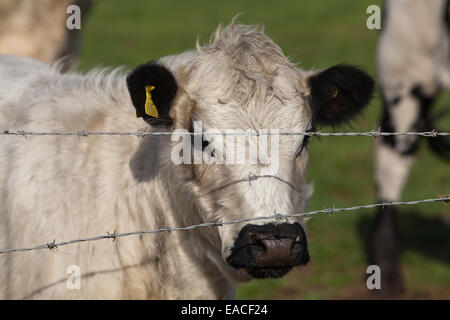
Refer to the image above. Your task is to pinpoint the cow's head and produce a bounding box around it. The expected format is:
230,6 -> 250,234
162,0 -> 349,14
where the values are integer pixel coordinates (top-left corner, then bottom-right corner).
127,24 -> 374,281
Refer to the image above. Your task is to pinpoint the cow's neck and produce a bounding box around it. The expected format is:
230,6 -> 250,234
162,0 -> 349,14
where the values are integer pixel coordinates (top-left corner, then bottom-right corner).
141,164 -> 237,299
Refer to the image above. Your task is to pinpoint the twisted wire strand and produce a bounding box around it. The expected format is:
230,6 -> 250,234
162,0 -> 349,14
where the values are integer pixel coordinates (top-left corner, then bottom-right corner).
0,130 -> 448,137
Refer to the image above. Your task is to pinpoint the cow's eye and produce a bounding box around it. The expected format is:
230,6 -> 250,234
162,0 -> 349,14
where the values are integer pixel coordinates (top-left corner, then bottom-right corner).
201,139 -> 210,152
191,134 -> 211,151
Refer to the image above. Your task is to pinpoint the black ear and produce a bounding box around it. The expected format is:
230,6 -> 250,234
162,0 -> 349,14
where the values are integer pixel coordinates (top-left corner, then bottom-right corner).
126,62 -> 178,123
308,65 -> 375,126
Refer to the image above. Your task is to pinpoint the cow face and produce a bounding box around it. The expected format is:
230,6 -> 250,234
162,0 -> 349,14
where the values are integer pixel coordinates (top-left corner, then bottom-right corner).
127,24 -> 374,281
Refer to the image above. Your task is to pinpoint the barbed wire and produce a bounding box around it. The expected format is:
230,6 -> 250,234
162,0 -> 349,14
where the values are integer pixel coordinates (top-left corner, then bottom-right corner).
0,130 -> 448,137
0,196 -> 448,254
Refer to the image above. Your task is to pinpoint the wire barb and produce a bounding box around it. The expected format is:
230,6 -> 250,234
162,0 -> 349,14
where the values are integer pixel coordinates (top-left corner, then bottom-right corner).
213,220 -> 223,228
106,230 -> 117,242
324,206 -> 335,216
247,173 -> 258,186
274,213 -> 284,221
47,240 -> 57,251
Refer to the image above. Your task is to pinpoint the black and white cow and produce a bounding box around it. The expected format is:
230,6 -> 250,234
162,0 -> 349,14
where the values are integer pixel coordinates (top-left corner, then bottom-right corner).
372,0 -> 450,294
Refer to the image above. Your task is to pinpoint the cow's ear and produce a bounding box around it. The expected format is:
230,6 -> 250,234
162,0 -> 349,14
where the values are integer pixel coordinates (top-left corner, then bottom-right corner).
126,62 -> 178,124
308,65 -> 374,126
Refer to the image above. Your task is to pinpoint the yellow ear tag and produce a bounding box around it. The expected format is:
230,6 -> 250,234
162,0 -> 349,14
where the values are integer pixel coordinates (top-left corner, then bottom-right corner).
144,85 -> 159,118
332,88 -> 339,98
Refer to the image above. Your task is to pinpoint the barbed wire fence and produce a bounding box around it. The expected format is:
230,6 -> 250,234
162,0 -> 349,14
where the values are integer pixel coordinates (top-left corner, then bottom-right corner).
0,129 -> 448,254
1,129 -> 449,137
0,196 -> 448,254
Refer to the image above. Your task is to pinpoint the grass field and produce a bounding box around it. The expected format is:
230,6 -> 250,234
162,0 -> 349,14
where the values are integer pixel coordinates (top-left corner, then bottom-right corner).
79,0 -> 450,299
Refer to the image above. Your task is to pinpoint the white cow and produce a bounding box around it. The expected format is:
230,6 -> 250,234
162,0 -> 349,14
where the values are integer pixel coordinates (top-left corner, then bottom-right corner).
0,24 -> 374,299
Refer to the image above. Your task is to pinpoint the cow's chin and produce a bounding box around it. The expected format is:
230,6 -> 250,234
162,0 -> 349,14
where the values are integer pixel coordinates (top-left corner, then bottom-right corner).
225,264 -> 293,280
243,266 -> 292,279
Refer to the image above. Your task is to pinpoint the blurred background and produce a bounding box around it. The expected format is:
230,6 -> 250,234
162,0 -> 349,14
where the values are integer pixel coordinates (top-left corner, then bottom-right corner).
1,0 -> 449,299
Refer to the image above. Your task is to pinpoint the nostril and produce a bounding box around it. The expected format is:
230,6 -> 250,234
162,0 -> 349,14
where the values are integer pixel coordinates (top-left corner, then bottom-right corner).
248,229 -> 303,251
248,232 -> 268,251
248,232 -> 261,243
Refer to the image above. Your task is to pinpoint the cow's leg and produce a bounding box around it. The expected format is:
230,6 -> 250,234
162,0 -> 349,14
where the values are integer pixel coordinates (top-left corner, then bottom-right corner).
372,84 -> 437,295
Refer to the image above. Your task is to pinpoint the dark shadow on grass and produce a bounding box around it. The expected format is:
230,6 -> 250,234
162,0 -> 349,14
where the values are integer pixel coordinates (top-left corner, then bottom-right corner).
358,210 -> 450,264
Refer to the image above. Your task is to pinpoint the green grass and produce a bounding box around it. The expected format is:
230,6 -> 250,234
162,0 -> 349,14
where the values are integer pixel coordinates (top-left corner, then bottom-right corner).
79,0 -> 450,299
